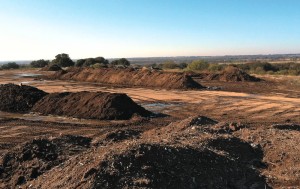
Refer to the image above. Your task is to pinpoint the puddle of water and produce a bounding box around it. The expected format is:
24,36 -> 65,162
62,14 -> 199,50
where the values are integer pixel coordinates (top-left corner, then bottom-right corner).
22,113 -> 82,123
20,81 -> 31,84
142,102 -> 184,112
0,111 -> 123,125
143,103 -> 171,108
15,73 -> 42,78
19,80 -> 47,85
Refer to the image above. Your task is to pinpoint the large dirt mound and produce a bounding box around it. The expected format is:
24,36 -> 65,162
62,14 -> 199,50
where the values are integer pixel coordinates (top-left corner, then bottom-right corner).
94,142 -> 267,189
92,117 -> 268,188
20,116 -> 270,188
206,67 -> 260,82
0,135 -> 91,187
0,84 -> 48,113
32,91 -> 152,120
46,67 -> 204,89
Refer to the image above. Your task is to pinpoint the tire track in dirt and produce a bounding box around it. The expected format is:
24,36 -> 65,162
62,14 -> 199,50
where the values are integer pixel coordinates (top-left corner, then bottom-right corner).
1,70 -> 300,122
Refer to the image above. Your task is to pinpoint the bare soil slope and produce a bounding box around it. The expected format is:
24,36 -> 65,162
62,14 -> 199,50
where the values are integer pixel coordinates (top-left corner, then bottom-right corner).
32,91 -> 152,120
46,67 -> 204,89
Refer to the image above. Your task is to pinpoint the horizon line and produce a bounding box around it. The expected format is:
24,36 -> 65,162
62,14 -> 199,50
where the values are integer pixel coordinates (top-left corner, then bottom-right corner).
1,52 -> 300,62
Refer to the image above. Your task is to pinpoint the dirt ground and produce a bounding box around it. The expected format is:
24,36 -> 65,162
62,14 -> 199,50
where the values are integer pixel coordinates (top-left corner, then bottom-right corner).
0,69 -> 300,188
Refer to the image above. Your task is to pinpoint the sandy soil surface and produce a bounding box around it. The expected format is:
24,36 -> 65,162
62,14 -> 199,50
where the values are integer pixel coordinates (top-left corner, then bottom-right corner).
1,69 -> 299,123
0,69 -> 299,188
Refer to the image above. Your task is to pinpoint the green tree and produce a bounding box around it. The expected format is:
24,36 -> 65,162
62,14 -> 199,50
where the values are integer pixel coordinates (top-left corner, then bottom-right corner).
75,59 -> 85,67
83,58 -> 96,67
187,60 -> 209,71
52,53 -> 74,67
94,57 -> 109,65
110,58 -> 130,67
1,62 -> 20,69
30,59 -> 50,68
76,57 -> 109,67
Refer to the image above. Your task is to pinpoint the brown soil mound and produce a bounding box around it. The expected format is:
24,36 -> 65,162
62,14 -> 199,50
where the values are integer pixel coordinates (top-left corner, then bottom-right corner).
41,64 -> 62,71
206,67 -> 260,82
0,84 -> 48,113
20,116 -> 270,188
94,141 -> 267,189
185,115 -> 218,126
0,135 -> 91,187
159,115 -> 219,133
32,91 -> 152,120
207,138 -> 265,166
46,67 -> 204,89
104,129 -> 141,142
91,117 -> 268,189
93,117 -> 268,188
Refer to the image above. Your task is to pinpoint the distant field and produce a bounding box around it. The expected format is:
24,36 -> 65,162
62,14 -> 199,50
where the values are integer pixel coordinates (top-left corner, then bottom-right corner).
268,60 -> 300,64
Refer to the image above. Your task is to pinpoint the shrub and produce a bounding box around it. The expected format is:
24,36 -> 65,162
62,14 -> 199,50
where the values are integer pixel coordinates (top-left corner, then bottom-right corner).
162,61 -> 178,69
30,59 -> 49,68
178,62 -> 188,69
110,58 -> 130,67
288,69 -> 299,76
208,64 -> 225,72
92,63 -> 107,69
187,60 -> 209,71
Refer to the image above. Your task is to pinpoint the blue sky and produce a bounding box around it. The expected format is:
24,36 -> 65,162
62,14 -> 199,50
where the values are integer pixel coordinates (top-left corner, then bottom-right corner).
0,0 -> 299,60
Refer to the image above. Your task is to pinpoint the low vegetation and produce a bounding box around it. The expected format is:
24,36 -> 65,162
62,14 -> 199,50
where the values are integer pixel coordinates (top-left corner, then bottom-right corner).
236,61 -> 300,75
110,58 -> 130,67
1,54 -> 299,76
148,60 -> 300,76
30,59 -> 50,68
76,57 -> 108,67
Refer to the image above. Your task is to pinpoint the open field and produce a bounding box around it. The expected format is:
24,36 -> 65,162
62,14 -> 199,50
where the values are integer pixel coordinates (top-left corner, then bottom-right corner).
0,69 -> 299,188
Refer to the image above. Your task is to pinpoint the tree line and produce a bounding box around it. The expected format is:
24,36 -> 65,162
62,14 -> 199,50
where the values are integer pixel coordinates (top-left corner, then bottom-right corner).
1,53 -> 300,76
28,54 -> 131,68
0,53 -> 131,70
146,60 -> 300,76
